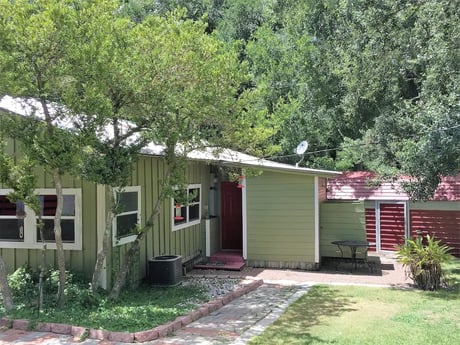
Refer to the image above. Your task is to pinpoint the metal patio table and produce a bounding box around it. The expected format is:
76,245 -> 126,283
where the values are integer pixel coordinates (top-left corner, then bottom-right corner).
331,240 -> 373,272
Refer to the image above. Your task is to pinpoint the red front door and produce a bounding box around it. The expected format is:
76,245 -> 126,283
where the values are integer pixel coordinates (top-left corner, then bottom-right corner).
221,182 -> 242,250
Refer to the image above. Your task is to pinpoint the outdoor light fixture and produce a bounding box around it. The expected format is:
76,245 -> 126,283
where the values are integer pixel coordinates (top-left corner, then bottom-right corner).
236,175 -> 245,189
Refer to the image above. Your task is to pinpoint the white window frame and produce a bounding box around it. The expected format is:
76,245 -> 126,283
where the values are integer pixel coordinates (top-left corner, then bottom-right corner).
112,186 -> 141,246
172,184 -> 202,231
0,188 -> 82,250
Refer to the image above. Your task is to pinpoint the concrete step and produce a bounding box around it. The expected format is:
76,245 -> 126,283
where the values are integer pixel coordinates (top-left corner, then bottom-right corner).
194,261 -> 246,271
207,254 -> 244,264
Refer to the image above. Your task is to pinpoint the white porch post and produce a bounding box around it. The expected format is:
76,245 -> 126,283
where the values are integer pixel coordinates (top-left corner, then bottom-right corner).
314,176 -> 320,263
96,184 -> 107,289
242,171 -> 247,260
205,218 -> 211,257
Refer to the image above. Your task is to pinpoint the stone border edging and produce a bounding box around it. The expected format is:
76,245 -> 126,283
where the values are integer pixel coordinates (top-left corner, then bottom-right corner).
0,278 -> 264,343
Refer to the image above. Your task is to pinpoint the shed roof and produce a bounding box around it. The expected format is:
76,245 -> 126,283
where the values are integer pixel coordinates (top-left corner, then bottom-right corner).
0,95 -> 340,178
327,171 -> 460,201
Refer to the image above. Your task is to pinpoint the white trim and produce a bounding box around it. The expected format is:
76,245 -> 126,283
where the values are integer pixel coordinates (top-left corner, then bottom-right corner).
241,172 -> 247,260
112,186 -> 141,246
376,201 -> 381,251
205,218 -> 211,257
0,188 -> 82,250
171,184 -> 202,231
405,202 -> 410,239
314,176 -> 320,263
376,201 -> 408,252
96,184 -> 107,289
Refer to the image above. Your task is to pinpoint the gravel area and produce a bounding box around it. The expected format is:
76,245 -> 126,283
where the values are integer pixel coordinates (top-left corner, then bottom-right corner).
182,276 -> 245,300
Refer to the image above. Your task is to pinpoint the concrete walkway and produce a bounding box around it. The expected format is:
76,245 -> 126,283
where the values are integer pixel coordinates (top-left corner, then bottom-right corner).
0,254 -> 410,345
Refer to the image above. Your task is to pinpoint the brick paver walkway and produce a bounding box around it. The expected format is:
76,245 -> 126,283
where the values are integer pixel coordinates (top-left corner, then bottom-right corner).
0,254 -> 410,344
146,284 -> 308,345
0,284 -> 308,345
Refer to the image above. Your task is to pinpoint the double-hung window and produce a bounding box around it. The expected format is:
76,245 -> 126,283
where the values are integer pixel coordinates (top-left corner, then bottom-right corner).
172,184 -> 201,231
0,195 -> 24,242
113,186 -> 141,246
0,188 -> 82,250
37,194 -> 77,244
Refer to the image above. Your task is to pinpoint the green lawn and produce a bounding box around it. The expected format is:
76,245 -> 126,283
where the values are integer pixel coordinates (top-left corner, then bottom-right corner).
249,261 -> 460,345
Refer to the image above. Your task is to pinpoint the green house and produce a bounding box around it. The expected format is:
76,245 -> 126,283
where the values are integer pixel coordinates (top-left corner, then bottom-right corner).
0,96 -> 339,289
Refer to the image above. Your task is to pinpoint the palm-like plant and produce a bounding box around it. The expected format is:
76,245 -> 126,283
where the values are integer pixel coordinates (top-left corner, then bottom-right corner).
396,234 -> 453,290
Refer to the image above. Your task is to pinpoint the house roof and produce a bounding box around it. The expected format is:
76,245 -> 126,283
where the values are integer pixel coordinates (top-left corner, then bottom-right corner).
0,95 -> 340,178
327,171 -> 460,201
142,142 -> 340,177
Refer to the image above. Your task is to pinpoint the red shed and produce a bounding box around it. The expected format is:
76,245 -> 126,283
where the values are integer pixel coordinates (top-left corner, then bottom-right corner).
327,172 -> 460,257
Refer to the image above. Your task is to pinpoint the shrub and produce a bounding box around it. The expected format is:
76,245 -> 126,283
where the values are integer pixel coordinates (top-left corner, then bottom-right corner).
7,266 -> 100,310
7,265 -> 37,305
396,234 -> 454,290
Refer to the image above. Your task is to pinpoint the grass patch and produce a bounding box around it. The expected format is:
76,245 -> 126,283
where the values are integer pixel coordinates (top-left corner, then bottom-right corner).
1,282 -> 209,332
249,260 -> 460,345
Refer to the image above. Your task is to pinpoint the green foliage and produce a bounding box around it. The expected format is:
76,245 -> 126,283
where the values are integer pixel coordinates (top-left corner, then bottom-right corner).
3,268 -> 209,332
236,0 -> 459,199
0,133 -> 41,213
7,266 -> 35,300
396,234 -> 454,291
6,266 -> 96,310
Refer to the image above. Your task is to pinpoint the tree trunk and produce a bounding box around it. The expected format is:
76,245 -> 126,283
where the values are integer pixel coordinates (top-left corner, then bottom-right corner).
37,216 -> 46,312
52,169 -> 66,308
0,256 -> 14,311
91,187 -> 115,292
108,237 -> 141,300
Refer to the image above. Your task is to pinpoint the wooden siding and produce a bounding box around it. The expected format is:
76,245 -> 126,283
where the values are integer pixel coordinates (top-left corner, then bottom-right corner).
246,171 -> 316,265
410,209 -> 460,257
111,156 -> 209,288
410,201 -> 460,211
1,134 -> 209,287
320,201 -> 366,257
365,208 -> 377,252
328,171 -> 460,201
0,137 -> 98,277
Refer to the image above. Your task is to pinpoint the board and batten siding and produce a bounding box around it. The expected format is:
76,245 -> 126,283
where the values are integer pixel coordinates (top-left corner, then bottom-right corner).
1,134 -> 208,287
0,138 -> 98,278
109,156 -> 209,288
320,201 -> 366,257
246,171 -> 317,269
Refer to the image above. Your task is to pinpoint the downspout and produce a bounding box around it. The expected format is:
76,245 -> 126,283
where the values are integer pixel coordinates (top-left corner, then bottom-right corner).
314,176 -> 320,264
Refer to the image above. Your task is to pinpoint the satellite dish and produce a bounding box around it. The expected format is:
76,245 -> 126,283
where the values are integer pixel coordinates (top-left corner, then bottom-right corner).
295,140 -> 308,167
295,141 -> 309,155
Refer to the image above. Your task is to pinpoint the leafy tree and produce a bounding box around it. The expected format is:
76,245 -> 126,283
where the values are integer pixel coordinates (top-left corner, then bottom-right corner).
244,0 -> 459,198
119,0 -> 225,32
0,0 -> 86,307
55,0 -> 146,293
106,9 -> 249,299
